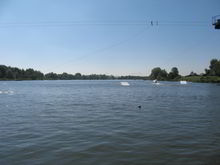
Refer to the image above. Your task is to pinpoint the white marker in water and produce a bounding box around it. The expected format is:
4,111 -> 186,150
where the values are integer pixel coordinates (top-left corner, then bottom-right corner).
120,82 -> 130,86
180,81 -> 187,85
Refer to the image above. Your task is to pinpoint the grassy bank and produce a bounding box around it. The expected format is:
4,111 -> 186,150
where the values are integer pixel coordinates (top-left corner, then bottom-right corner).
181,76 -> 220,83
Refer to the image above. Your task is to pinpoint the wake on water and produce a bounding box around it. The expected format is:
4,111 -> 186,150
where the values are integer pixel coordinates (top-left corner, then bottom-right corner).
0,90 -> 14,95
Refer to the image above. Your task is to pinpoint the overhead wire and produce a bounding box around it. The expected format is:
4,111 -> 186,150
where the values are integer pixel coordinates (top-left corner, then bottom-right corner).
0,20 -> 210,28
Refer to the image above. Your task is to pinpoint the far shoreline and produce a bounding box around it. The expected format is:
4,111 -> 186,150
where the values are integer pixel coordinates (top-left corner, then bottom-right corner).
1,58 -> 220,83
1,76 -> 220,83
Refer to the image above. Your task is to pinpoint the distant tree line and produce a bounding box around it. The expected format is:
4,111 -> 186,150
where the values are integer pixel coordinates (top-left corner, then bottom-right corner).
45,72 -> 117,80
0,65 -> 144,80
149,59 -> 220,82
0,65 -> 44,80
1,59 -> 220,81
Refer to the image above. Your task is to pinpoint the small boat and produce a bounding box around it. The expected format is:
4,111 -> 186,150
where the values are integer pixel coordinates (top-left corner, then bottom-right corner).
153,79 -> 158,83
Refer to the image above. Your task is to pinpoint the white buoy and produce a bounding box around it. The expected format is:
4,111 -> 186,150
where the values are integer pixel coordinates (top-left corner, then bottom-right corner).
180,81 -> 187,85
120,82 -> 130,86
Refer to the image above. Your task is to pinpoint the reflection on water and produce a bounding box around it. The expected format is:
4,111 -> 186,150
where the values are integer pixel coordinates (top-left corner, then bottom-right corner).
0,80 -> 220,165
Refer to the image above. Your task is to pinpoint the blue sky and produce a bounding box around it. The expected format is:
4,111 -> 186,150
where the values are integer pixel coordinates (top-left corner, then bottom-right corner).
0,0 -> 219,76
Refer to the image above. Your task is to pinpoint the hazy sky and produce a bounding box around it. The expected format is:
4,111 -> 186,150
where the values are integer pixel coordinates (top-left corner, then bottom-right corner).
0,0 -> 219,76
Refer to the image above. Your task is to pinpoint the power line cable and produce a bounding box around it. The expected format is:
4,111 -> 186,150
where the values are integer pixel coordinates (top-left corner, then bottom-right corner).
0,20 -> 210,28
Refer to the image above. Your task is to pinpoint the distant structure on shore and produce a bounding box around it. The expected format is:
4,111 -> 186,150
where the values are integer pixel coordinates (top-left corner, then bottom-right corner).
212,15 -> 220,29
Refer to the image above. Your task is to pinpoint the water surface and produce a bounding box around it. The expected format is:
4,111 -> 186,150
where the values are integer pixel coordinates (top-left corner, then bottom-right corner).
0,80 -> 220,165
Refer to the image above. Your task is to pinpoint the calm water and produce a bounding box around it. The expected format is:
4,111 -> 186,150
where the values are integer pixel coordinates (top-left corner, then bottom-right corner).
0,80 -> 220,165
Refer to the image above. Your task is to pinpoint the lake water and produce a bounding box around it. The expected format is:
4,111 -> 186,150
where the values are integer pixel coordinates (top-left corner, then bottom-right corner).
0,80 -> 220,165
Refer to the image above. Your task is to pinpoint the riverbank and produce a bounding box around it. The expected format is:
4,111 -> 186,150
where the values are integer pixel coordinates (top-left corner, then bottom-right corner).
146,76 -> 220,83
181,76 -> 220,83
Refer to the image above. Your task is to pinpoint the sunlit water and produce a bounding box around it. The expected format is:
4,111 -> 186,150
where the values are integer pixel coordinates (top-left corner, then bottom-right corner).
0,80 -> 220,165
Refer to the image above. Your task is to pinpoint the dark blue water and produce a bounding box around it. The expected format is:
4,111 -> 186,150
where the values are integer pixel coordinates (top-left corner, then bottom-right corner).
0,80 -> 220,165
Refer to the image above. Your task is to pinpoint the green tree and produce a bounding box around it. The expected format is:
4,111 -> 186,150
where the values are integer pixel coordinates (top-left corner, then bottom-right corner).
0,65 -> 7,78
45,72 -> 58,80
6,69 -> 15,79
168,67 -> 179,80
75,73 -> 82,79
158,69 -> 168,80
213,61 -> 220,76
150,67 -> 162,80
210,59 -> 218,70
206,59 -> 220,76
149,67 -> 168,80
